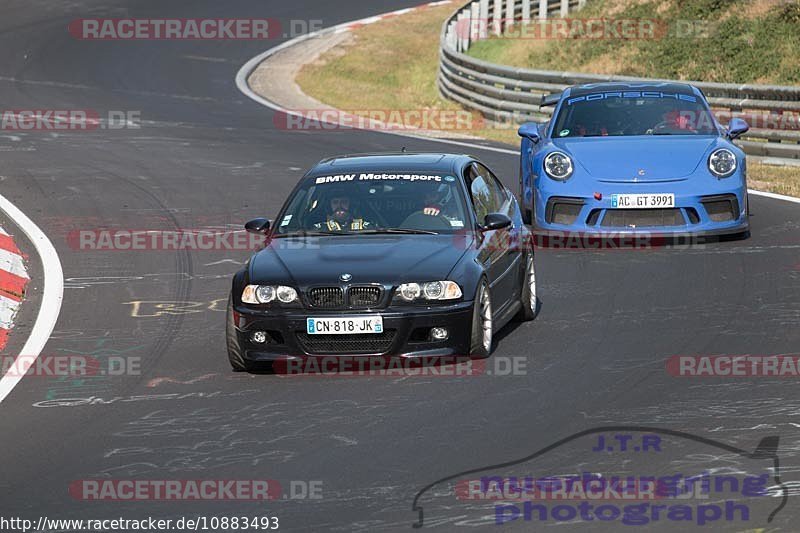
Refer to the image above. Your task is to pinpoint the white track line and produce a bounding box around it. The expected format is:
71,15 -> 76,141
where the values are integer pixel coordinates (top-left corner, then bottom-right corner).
0,193 -> 64,403
748,189 -> 800,204
235,4 -> 800,207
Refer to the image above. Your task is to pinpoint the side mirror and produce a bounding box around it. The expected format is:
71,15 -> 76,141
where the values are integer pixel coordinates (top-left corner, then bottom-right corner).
245,218 -> 271,234
482,213 -> 512,231
727,118 -> 749,140
517,123 -> 540,143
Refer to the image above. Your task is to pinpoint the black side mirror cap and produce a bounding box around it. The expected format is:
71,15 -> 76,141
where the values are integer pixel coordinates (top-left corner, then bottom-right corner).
482,213 -> 512,231
245,218 -> 271,234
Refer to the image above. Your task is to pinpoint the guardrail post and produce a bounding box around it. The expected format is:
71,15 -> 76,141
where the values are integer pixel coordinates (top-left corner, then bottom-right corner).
479,0 -> 489,39
506,0 -> 515,30
457,11 -> 465,51
538,0 -> 548,20
493,0 -> 503,35
470,2 -> 481,42
560,0 -> 569,17
522,0 -> 531,23
445,21 -> 453,50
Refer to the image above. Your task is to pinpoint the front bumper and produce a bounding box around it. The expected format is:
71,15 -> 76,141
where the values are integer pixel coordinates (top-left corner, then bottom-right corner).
231,301 -> 474,363
533,181 -> 749,237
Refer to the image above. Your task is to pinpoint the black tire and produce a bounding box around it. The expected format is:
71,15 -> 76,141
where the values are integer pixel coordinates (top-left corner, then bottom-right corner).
469,280 -> 493,358
516,253 -> 537,321
226,294 -> 249,372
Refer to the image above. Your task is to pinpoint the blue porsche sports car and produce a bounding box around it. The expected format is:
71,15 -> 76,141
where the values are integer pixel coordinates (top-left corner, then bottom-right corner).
517,82 -> 750,238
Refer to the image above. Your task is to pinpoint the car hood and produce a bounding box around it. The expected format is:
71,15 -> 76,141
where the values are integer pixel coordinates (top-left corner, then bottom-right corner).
249,234 -> 473,285
551,136 -> 717,182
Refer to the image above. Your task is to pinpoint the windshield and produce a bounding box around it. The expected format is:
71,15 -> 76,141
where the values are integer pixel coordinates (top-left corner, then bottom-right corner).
552,91 -> 718,137
274,172 -> 469,235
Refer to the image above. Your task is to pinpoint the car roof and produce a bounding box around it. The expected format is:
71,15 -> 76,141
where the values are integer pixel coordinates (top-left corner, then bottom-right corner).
565,81 -> 701,98
308,152 -> 472,177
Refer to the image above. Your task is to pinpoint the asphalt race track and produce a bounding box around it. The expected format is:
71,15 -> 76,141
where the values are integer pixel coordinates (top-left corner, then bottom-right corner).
0,0 -> 799,531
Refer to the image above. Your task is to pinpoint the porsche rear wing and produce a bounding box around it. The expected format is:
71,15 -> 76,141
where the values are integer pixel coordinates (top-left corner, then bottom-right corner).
540,93 -> 562,107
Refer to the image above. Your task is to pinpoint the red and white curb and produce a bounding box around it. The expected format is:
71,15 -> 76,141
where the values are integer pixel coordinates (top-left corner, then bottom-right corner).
0,227 -> 29,350
0,193 -> 63,404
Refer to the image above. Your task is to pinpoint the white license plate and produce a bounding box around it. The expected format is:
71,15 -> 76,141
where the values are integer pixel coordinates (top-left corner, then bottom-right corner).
306,316 -> 383,335
611,193 -> 675,209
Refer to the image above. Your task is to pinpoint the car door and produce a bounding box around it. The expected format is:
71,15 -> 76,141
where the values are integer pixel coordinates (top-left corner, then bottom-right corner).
464,162 -> 514,306
476,162 -> 522,307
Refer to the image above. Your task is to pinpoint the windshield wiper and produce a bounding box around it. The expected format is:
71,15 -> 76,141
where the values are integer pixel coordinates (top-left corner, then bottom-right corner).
360,228 -> 440,235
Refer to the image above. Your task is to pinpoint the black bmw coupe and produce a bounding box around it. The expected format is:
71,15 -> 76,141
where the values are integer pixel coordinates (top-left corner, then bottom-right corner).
226,152 -> 536,371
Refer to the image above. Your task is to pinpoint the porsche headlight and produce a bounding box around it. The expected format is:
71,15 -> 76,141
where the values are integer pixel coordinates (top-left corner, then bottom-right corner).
543,151 -> 573,181
708,148 -> 737,178
242,284 -> 297,304
395,281 -> 462,302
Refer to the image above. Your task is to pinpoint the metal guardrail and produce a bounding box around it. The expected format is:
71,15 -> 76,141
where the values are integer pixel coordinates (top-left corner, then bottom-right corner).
438,0 -> 800,161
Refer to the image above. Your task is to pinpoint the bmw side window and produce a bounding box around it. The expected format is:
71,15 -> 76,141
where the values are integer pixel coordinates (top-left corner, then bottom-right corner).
472,163 -> 505,212
480,164 -> 511,206
277,187 -> 311,232
468,166 -> 496,222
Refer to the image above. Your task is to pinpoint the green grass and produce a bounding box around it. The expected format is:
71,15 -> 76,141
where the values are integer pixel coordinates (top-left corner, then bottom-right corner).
297,4 -> 459,112
467,0 -> 800,84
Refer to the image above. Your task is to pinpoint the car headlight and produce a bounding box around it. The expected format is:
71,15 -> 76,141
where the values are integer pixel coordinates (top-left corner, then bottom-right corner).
276,286 -> 298,303
708,148 -> 737,178
242,284 -> 298,304
395,281 -> 462,302
543,151 -> 573,181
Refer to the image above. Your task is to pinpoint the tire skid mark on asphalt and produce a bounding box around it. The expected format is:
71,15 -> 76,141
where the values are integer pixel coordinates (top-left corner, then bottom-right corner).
87,400 -> 394,478
96,167 -> 195,397
0,225 -> 29,350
